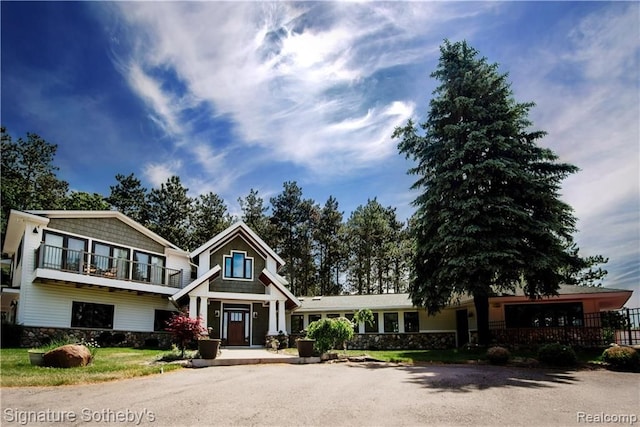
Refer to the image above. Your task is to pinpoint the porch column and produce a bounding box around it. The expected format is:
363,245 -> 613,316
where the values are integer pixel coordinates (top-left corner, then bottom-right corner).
199,297 -> 208,329
268,299 -> 277,335
188,296 -> 198,319
277,300 -> 287,335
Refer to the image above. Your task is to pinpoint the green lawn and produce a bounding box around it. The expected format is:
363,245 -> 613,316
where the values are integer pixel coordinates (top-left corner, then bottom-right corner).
0,347 -> 182,387
283,346 -> 605,365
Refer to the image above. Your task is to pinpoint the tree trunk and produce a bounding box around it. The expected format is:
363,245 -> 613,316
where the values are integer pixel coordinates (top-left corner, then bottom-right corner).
473,292 -> 490,346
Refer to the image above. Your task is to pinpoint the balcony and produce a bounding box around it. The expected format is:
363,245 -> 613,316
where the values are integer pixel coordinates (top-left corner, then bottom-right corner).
35,244 -> 183,289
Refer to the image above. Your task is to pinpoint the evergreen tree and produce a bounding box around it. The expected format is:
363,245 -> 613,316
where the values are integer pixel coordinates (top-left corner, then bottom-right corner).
270,182 -> 318,296
189,192 -> 232,249
346,199 -> 393,294
314,196 -> 345,295
146,176 -> 192,248
238,189 -> 273,244
1,128 -> 69,236
106,173 -> 149,225
63,191 -> 110,211
394,40 -> 582,345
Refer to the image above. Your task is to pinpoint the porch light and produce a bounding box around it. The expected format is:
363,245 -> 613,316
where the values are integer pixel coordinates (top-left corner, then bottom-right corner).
214,310 -> 220,318
32,227 -> 39,234
253,311 -> 258,319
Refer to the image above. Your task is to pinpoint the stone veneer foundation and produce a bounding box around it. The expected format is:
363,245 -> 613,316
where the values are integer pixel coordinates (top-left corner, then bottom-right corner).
286,332 -> 456,350
20,327 -> 172,349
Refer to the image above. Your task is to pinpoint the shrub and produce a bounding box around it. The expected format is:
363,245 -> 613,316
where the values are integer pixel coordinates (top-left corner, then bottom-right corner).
164,312 -> 207,357
306,317 -> 355,354
537,343 -> 577,367
602,346 -> 639,371
486,346 -> 510,365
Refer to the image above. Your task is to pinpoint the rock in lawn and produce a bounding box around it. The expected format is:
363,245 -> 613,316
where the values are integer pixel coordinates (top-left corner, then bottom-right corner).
43,344 -> 92,368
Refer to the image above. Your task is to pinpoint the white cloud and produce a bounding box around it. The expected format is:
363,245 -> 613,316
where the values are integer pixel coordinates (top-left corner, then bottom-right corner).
509,3 -> 639,296
108,1 -> 494,179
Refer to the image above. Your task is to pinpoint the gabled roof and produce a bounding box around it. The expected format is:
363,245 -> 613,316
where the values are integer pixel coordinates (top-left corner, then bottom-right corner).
24,210 -> 185,252
259,268 -> 301,310
3,210 -> 50,254
171,265 -> 222,301
190,221 -> 285,268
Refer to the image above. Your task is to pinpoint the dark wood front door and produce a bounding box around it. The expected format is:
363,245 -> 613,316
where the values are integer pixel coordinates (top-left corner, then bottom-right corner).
456,309 -> 469,347
227,311 -> 246,346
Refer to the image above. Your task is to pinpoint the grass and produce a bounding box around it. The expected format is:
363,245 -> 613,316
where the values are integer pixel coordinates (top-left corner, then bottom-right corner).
0,347 -> 183,387
282,346 -> 606,365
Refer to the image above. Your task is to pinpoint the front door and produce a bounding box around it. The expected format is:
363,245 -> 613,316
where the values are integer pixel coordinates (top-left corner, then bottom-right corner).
227,311 -> 246,346
456,309 -> 469,347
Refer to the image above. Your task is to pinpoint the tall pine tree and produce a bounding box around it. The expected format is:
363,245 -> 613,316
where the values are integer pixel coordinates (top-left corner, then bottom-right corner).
394,40 -> 582,345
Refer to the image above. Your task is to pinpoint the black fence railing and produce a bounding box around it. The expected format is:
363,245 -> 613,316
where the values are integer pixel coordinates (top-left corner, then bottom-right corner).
36,244 -> 183,288
489,307 -> 640,348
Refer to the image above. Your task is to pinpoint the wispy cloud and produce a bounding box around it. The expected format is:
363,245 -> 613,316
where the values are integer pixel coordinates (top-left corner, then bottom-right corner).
509,3 -> 639,296
105,2 -> 495,182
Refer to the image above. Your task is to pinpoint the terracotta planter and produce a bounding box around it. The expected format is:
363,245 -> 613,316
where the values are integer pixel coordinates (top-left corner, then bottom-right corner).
296,339 -> 315,357
198,339 -> 221,359
28,350 -> 45,366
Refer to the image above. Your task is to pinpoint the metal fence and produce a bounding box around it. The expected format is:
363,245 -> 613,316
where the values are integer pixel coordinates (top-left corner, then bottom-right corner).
489,307 -> 640,348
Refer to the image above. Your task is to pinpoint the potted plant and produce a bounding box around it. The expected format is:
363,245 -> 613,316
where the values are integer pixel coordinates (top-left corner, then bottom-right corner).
198,337 -> 221,359
296,337 -> 315,358
28,349 -> 46,366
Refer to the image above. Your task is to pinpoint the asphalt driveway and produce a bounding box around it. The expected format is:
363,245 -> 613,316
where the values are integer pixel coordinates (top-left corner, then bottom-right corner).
1,362 -> 638,426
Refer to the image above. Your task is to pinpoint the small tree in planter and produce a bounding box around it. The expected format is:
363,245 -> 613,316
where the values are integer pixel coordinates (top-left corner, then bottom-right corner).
165,312 -> 207,358
353,309 -> 374,330
306,317 -> 355,355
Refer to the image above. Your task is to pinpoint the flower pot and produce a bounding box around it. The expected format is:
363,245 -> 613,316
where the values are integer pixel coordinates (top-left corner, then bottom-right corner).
296,339 -> 315,358
28,350 -> 45,366
198,339 -> 221,359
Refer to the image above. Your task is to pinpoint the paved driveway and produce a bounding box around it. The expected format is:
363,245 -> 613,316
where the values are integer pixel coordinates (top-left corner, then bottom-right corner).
1,363 -> 638,426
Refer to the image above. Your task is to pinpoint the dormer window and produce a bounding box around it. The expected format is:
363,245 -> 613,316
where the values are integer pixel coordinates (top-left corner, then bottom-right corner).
223,251 -> 253,280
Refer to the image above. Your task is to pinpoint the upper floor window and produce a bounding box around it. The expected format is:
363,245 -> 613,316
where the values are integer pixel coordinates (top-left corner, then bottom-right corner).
223,251 -> 253,280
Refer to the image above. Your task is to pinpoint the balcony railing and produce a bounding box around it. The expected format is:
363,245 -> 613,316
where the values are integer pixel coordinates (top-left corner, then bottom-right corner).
35,244 -> 183,288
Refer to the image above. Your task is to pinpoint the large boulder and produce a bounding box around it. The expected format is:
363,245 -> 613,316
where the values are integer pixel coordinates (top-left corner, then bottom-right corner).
43,344 -> 92,368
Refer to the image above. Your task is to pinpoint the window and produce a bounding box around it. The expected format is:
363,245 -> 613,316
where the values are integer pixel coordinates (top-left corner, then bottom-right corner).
92,242 -> 130,279
71,301 -> 114,329
504,302 -> 584,328
365,313 -> 379,333
345,313 -> 358,332
327,313 -> 340,319
154,310 -> 176,331
133,251 -> 165,285
308,314 -> 321,325
223,251 -> 253,280
43,231 -> 87,272
291,315 -> 304,334
383,312 -> 399,333
404,312 -> 419,333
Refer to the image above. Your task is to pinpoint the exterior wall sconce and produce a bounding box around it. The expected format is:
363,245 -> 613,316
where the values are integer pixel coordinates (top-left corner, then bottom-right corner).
214,310 -> 220,318
253,311 -> 258,319
32,227 -> 39,234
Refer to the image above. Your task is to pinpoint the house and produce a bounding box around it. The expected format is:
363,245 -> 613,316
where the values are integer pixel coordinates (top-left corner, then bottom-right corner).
1,209 -> 634,349
1,210 -> 192,347
170,221 -> 300,347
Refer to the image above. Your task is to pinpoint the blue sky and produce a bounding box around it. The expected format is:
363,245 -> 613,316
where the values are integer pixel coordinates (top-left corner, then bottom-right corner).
2,2 -> 638,305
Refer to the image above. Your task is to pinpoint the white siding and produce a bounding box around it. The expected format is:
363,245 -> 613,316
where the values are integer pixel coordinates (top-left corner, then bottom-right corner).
21,283 -> 174,331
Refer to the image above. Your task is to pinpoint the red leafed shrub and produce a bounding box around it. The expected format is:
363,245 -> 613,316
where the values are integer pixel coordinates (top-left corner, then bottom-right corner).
165,312 -> 207,357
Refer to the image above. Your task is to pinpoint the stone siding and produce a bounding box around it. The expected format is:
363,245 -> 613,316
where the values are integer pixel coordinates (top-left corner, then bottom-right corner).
20,327 -> 173,349
286,332 -> 456,350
